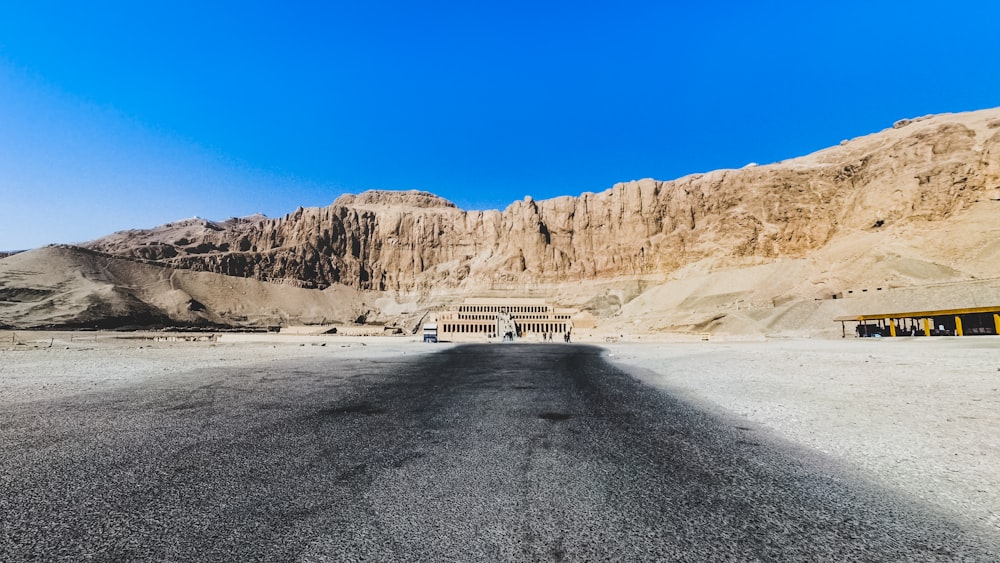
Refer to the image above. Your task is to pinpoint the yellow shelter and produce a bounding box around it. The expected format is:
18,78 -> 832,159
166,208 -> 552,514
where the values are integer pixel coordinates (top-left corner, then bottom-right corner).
835,306 -> 1000,338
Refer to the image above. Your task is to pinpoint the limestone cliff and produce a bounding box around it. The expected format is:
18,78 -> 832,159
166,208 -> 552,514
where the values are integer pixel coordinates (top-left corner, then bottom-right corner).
85,108 -> 1000,296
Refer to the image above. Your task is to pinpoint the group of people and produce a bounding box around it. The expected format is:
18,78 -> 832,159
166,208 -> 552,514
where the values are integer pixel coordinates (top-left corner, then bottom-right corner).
492,331 -> 573,342
540,332 -> 571,342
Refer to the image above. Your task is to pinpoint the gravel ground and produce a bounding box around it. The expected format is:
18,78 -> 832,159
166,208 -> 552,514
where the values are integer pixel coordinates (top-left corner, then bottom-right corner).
0,332 -> 437,403
605,337 -> 1000,536
1,338 -> 998,561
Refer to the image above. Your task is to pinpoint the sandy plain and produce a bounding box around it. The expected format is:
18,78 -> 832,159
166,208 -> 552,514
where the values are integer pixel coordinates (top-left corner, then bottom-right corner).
604,337 -> 1000,536
2,331 -> 997,538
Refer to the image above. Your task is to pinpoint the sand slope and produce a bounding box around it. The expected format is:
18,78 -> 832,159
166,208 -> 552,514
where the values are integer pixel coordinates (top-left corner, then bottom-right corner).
0,246 -> 371,329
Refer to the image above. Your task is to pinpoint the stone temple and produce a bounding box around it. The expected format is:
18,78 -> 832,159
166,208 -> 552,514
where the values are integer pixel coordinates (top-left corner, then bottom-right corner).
434,298 -> 594,341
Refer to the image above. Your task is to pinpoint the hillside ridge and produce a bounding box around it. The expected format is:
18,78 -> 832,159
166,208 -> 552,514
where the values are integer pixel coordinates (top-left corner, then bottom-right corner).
84,107 -> 1000,295
4,107 -> 1000,335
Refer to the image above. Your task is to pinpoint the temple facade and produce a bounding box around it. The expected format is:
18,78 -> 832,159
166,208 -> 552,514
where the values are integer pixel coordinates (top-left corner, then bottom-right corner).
436,298 -> 586,340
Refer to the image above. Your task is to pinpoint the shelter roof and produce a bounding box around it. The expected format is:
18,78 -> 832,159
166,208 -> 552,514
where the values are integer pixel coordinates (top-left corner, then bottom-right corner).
834,306 -> 1000,322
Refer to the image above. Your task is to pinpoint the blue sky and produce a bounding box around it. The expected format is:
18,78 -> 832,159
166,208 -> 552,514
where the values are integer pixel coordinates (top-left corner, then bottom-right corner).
1,1 -> 999,250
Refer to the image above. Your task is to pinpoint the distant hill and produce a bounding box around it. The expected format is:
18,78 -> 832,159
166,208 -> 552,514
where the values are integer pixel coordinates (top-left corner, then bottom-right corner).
4,108 -> 1000,335
0,245 -> 373,330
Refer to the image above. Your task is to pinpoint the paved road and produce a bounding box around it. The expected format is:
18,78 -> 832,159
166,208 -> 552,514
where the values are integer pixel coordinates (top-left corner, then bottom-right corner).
1,344 -> 997,561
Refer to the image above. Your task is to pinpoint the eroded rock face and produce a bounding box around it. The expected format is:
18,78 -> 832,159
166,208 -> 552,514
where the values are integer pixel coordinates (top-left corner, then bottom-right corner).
84,110 -> 1000,292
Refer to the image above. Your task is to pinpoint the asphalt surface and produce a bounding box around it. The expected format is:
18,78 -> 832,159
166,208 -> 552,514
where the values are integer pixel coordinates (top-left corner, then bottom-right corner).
1,344 -> 997,561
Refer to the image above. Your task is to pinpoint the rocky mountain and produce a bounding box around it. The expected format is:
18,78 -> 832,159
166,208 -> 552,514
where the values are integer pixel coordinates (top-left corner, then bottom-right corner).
85,109 -> 1000,296
4,107 -> 1000,335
